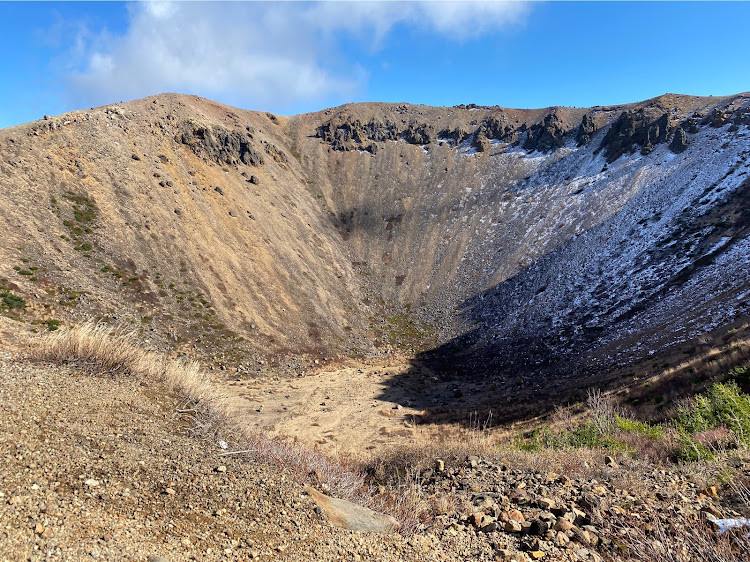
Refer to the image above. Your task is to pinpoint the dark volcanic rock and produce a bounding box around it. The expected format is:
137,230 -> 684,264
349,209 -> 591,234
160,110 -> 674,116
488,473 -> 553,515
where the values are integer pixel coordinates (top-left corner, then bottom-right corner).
523,113 -> 569,153
402,121 -> 435,145
480,115 -> 518,144
669,126 -> 689,153
472,133 -> 490,153
597,110 -> 671,163
704,107 -> 731,128
576,114 -> 598,146
317,114 -> 424,151
438,126 -> 471,145
640,113 -> 669,154
178,121 -> 264,167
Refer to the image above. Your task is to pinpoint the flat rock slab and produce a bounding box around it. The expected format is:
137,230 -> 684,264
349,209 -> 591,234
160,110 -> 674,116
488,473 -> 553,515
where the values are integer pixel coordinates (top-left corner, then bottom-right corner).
305,486 -> 400,533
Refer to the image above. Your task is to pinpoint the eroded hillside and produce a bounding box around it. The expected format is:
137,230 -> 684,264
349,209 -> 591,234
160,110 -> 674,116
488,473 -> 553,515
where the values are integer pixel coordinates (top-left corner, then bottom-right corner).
1,92 -> 749,397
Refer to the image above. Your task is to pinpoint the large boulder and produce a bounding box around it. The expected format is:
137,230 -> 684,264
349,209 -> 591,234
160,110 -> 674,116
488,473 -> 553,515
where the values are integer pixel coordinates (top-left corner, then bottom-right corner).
305,486 -> 399,533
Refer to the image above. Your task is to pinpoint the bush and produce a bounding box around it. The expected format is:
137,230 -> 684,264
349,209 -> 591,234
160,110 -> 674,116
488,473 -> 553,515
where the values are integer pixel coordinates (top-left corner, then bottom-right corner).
1,289 -> 25,311
674,381 -> 750,461
615,415 -> 664,439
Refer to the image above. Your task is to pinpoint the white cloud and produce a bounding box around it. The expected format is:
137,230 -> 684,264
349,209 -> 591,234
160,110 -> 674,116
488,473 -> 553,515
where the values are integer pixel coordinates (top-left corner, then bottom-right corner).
62,1 -> 530,112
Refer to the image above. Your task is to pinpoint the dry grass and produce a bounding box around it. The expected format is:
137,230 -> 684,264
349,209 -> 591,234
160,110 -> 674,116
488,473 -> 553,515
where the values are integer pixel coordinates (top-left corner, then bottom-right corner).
31,322 -> 365,502
613,509 -> 750,562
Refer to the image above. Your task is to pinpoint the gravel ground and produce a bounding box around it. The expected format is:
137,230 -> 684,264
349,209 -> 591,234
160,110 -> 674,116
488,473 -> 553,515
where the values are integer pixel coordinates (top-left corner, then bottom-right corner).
0,352 -> 507,561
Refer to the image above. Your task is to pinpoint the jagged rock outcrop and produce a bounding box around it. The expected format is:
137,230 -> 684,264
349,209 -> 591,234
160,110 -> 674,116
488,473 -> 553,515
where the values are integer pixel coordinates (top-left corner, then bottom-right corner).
705,107 -> 732,128
576,114 -> 598,146
178,121 -> 264,166
438,126 -> 471,145
523,113 -> 569,153
472,132 -> 490,153
669,126 -> 689,153
402,121 -> 435,145
597,110 -> 671,162
479,115 -> 518,144
316,115 -> 401,151
316,114 -> 437,151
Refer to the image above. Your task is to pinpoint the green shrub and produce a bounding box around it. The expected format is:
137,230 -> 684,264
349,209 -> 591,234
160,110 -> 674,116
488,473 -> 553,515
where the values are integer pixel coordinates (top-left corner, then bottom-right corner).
676,381 -> 750,442
675,430 -> 714,462
515,422 -> 626,452
615,415 -> 664,439
1,290 -> 26,311
674,381 -> 750,461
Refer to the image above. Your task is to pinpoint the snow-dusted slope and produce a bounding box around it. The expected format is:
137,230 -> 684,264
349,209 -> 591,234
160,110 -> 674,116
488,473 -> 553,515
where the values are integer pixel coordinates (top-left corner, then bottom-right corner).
291,93 -> 750,377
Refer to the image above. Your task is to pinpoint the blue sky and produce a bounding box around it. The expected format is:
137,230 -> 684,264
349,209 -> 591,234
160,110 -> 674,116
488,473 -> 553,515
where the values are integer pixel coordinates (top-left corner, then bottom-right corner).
1,1 -> 749,129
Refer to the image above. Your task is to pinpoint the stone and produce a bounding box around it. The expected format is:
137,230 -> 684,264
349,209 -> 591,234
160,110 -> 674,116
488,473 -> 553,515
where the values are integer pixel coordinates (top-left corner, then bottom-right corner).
472,133 -> 490,153
529,519 -> 549,536
529,552 -> 546,560
508,509 -> 525,522
481,521 -> 499,533
538,498 -> 555,510
570,526 -> 591,545
305,486 -> 399,533
603,456 -> 618,468
436,459 -> 445,473
178,121 -> 264,167
554,519 -> 573,532
669,126 -> 689,153
504,520 -> 523,533
523,112 -> 569,153
551,504 -> 569,517
576,114 -> 598,146
216,465 -> 227,473
469,512 -> 484,527
84,479 -> 100,488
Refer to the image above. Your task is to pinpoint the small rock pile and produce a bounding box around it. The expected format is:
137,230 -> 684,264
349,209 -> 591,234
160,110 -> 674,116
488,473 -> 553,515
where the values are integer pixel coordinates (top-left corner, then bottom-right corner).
409,454 -> 749,561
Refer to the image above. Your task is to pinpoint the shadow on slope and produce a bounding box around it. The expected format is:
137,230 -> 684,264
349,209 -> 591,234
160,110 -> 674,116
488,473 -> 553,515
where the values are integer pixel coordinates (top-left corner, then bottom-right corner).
373,178 -> 750,428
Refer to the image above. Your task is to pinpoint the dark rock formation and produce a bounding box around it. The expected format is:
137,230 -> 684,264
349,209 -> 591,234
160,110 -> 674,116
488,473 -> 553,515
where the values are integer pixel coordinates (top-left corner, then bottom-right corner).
438,126 -> 471,145
704,107 -> 731,128
472,132 -> 490,153
598,110 -> 671,163
680,117 -> 700,134
669,126 -> 689,153
576,114 -> 598,146
402,121 -> 435,145
523,113 -> 569,153
480,115 -> 517,144
316,115 -> 400,151
317,114 -> 436,151
178,122 -> 264,167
